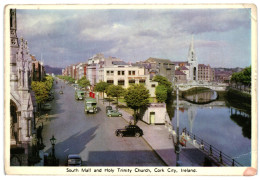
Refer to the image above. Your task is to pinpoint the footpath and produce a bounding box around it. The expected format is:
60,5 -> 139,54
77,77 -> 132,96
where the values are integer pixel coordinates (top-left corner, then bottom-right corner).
98,99 -> 212,167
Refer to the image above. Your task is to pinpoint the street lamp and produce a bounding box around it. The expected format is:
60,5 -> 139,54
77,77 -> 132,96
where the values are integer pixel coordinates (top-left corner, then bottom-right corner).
174,78 -> 180,166
49,135 -> 56,159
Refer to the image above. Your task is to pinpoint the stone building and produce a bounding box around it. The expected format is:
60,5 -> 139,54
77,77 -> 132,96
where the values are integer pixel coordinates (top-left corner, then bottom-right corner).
137,57 -> 175,84
9,9 -> 37,166
198,64 -> 215,82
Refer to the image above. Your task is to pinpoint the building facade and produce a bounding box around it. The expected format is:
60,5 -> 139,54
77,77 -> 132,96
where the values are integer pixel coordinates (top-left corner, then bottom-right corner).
99,64 -> 158,97
198,64 -> 215,82
10,9 -> 37,166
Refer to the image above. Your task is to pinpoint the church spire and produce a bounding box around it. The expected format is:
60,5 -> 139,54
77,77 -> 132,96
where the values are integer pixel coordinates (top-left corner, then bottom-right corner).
187,35 -> 197,63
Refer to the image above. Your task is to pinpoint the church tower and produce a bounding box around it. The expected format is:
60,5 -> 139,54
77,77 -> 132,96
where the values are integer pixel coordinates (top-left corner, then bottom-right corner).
187,35 -> 198,81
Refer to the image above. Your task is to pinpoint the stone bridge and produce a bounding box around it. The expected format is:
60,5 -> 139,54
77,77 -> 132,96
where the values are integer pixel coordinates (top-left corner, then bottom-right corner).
177,82 -> 228,91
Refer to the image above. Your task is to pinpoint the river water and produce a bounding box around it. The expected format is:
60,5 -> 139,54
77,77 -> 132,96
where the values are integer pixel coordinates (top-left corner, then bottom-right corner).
170,90 -> 251,166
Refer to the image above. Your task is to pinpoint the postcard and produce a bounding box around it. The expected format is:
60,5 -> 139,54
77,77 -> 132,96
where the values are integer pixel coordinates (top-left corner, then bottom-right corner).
4,4 -> 257,176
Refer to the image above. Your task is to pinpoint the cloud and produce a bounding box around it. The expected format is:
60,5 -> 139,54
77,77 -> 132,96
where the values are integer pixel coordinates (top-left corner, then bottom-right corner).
15,8 -> 251,68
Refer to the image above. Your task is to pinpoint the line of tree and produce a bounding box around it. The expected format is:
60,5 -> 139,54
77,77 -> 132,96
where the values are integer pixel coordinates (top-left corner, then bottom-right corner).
31,75 -> 54,107
57,75 -> 75,84
230,66 -> 251,90
77,77 -> 90,90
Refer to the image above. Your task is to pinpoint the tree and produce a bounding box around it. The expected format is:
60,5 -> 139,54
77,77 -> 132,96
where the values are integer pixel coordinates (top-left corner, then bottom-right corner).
153,75 -> 173,101
31,81 -> 49,104
94,81 -> 109,102
124,84 -> 150,124
106,85 -> 125,109
78,77 -> 90,89
155,85 -> 168,103
153,75 -> 172,87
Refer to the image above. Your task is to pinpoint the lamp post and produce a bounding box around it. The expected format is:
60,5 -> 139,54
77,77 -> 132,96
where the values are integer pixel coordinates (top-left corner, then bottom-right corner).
176,84 -> 180,166
49,135 -> 56,165
173,77 -> 180,166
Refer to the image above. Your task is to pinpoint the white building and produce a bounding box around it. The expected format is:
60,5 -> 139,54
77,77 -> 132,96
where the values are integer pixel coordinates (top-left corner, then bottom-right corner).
99,64 -> 158,97
142,103 -> 171,125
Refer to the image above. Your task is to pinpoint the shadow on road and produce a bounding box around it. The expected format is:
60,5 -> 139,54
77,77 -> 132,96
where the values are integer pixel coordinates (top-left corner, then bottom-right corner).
44,125 -> 99,165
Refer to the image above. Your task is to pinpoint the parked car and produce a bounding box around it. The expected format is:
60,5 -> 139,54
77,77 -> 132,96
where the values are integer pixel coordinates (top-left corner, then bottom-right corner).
107,110 -> 122,117
115,125 -> 143,137
67,154 -> 82,166
59,90 -> 63,94
106,106 -> 112,113
42,103 -> 52,111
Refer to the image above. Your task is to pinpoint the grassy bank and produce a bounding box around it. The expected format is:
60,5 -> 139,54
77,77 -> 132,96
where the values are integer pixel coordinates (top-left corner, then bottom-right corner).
225,88 -> 251,114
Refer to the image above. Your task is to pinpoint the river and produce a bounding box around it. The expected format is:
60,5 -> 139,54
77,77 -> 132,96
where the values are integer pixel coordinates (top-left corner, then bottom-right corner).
170,90 -> 251,166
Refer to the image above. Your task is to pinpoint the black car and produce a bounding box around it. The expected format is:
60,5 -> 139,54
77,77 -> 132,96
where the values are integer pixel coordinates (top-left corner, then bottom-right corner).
115,125 -> 143,137
106,106 -> 112,113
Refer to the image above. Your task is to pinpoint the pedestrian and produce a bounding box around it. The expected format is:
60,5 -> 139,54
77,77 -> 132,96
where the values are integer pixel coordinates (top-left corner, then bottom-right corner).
37,122 -> 43,145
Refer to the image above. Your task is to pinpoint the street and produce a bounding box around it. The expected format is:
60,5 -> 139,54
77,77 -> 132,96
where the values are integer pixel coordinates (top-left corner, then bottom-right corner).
41,79 -> 165,166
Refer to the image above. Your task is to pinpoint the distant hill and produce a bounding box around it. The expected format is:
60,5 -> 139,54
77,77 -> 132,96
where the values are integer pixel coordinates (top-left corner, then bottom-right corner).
44,65 -> 63,75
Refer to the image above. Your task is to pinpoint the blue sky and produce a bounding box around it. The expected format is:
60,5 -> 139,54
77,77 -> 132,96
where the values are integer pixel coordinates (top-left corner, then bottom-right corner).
16,8 -> 252,68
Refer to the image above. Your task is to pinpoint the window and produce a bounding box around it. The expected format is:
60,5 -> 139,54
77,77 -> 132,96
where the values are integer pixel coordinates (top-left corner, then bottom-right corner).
107,80 -> 114,84
106,71 -> 110,75
118,80 -> 125,86
111,71 -> 114,75
128,71 -> 131,75
139,79 -> 145,84
151,84 -> 156,88
122,71 -> 125,75
118,71 -> 121,75
129,79 -> 135,84
132,71 -> 135,75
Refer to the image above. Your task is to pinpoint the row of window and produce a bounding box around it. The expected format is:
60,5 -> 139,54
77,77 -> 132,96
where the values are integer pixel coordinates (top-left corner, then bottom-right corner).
106,70 -> 136,76
107,79 -> 146,85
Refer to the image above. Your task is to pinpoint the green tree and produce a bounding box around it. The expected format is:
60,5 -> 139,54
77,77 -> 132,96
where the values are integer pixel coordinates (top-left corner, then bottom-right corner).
106,85 -> 125,109
31,81 -> 49,104
153,75 -> 173,101
155,85 -> 168,103
153,75 -> 172,87
124,84 -> 150,124
94,81 -> 109,102
78,77 -> 90,89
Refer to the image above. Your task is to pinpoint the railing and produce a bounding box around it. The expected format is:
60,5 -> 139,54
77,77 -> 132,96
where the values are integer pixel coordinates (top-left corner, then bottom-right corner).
182,128 -> 244,167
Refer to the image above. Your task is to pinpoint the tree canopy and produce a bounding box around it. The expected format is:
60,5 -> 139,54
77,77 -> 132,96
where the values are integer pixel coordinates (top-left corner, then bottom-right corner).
124,84 -> 150,124
155,85 -> 168,103
106,85 -> 125,108
153,75 -> 173,102
231,66 -> 251,87
78,77 -> 90,88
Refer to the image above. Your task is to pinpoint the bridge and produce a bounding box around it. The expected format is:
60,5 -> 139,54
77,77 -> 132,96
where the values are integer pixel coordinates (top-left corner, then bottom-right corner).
177,82 -> 228,91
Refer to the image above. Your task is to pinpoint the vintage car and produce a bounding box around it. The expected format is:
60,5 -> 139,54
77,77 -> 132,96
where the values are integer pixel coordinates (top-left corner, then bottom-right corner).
75,90 -> 85,100
107,110 -> 122,117
115,125 -> 143,137
67,154 -> 82,166
105,106 -> 112,113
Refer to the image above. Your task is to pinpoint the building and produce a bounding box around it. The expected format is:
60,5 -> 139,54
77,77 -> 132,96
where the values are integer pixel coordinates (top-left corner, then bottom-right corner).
87,53 -> 105,86
198,64 -> 215,82
172,36 -> 199,83
31,55 -> 45,81
175,70 -> 187,83
9,9 -> 37,166
137,57 -> 175,84
142,103 -> 171,125
99,63 -> 158,97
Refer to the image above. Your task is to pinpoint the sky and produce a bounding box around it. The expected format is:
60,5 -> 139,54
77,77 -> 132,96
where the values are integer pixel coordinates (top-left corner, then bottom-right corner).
16,8 -> 252,68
